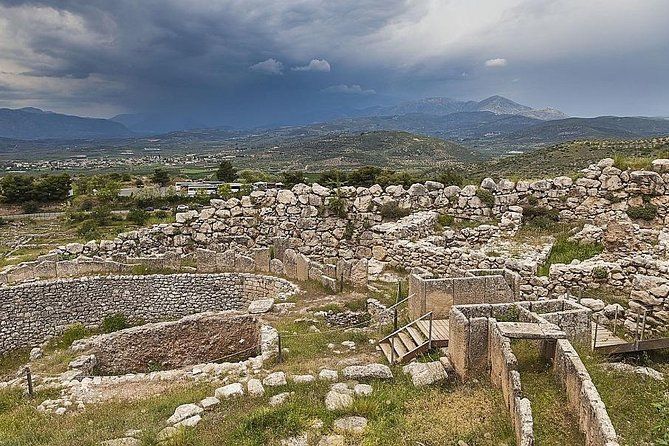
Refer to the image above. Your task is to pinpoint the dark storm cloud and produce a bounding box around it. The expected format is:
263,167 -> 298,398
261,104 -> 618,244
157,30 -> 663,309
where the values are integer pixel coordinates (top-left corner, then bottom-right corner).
0,0 -> 667,125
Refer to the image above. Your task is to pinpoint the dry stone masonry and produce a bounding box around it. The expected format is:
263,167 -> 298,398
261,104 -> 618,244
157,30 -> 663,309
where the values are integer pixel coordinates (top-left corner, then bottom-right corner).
0,272 -> 297,355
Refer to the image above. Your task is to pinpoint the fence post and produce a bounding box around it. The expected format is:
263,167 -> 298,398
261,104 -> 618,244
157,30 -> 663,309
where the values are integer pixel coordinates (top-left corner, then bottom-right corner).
25,367 -> 33,397
613,307 -> 619,336
592,317 -> 599,351
428,313 -> 433,351
391,336 -> 396,364
277,333 -> 283,363
634,313 -> 640,349
640,309 -> 648,341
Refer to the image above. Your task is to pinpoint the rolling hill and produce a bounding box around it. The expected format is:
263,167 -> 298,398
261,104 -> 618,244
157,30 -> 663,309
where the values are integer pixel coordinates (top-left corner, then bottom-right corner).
468,136 -> 669,179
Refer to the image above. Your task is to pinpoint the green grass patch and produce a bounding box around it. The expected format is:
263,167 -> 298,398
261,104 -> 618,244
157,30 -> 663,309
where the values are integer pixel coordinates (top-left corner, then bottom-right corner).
578,348 -> 669,445
612,154 -> 653,171
0,349 -> 30,381
538,236 -> 604,276
512,340 -> 585,446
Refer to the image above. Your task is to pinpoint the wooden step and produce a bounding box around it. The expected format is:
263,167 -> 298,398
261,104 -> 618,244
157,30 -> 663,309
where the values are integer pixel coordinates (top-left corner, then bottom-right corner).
406,326 -> 426,345
379,342 -> 393,363
397,331 -> 418,351
390,337 -> 408,357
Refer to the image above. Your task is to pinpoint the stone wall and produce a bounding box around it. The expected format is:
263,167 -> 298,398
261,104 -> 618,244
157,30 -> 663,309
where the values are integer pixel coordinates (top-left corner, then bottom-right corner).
553,339 -> 619,446
0,273 -> 298,355
627,274 -> 669,335
408,269 -> 519,319
50,158 -> 669,265
80,311 -> 260,375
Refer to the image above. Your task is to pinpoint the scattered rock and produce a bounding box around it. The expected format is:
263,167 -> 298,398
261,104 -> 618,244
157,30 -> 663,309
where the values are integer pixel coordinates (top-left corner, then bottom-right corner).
317,435 -> 345,446
100,438 -> 141,446
333,416 -> 368,435
247,378 -> 265,397
601,362 -> 664,381
167,403 -> 204,425
402,361 -> 447,386
248,299 -> 274,314
29,347 -> 43,361
325,390 -> 354,411
342,364 -> 393,380
353,383 -> 373,396
292,374 -> 315,384
318,369 -> 338,382
269,392 -> 292,406
156,426 -> 179,442
263,371 -> 287,387
200,396 -> 220,410
280,434 -> 308,446
215,383 -> 244,399
174,414 -> 201,428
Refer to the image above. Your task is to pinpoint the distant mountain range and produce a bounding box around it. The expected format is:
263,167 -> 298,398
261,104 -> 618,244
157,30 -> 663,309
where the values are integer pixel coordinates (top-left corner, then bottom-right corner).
362,95 -> 568,121
0,107 -> 132,140
1,96 -> 668,159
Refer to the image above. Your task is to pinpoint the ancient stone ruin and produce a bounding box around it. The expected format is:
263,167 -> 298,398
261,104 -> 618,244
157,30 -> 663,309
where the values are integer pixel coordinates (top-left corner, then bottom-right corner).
3,156 -> 669,444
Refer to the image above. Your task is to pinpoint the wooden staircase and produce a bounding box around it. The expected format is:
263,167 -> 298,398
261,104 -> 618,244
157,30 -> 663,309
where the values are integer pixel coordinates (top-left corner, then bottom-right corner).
378,313 -> 450,364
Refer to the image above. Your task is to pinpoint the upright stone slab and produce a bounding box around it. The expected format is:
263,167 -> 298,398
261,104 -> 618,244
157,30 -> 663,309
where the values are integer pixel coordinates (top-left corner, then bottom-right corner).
195,249 -> 217,273
216,250 -> 236,269
296,254 -> 310,282
350,259 -> 368,288
252,247 -> 271,273
283,249 -> 298,279
272,237 -> 290,262
235,255 -> 255,272
467,317 -> 489,377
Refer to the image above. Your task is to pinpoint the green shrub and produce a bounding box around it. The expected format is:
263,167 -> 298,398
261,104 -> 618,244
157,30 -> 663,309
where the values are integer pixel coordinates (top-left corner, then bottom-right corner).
527,195 -> 538,206
523,205 -> 560,229
102,313 -> 130,333
438,214 -> 455,226
475,188 -> 495,207
379,202 -> 410,220
326,195 -> 348,218
343,299 -> 368,312
21,201 -> 41,214
626,204 -> 657,221
126,208 -> 150,225
436,168 -> 464,187
77,219 -> 101,240
217,183 -> 232,199
47,324 -> 88,350
592,266 -> 609,280
613,154 -> 652,171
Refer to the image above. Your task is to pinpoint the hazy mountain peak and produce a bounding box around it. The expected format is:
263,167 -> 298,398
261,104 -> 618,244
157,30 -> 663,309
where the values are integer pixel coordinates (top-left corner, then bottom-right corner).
366,95 -> 567,120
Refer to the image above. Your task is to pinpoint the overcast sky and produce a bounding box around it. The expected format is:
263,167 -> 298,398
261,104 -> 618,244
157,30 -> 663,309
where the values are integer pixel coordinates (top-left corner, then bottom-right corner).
0,0 -> 667,126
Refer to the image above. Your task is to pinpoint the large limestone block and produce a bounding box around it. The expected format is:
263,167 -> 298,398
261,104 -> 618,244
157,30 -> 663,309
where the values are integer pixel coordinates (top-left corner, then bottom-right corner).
342,364 -> 392,380
402,361 -> 447,386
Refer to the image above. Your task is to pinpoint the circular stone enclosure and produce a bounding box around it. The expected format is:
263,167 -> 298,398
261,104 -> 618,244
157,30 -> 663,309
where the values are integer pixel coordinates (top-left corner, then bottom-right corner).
0,272 -> 298,355
75,311 -> 261,374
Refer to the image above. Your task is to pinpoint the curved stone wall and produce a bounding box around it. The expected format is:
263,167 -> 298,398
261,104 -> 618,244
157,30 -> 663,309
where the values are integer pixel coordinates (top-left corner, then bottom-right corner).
0,273 -> 298,355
